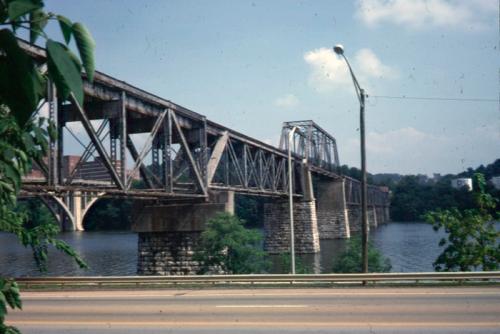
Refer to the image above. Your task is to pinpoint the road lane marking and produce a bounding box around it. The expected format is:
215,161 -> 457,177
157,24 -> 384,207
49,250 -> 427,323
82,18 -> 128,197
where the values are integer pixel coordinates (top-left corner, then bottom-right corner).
215,305 -> 308,308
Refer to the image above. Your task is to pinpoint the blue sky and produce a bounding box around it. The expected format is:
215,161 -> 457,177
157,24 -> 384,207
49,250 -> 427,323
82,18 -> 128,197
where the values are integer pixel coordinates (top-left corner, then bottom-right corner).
43,0 -> 499,175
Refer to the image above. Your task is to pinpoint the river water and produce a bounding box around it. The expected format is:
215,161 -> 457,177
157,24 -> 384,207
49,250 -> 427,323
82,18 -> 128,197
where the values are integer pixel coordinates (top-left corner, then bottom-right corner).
0,222 -> 451,277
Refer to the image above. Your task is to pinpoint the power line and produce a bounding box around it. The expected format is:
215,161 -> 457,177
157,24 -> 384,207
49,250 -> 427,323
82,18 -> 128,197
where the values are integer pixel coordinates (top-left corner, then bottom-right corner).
369,95 -> 498,103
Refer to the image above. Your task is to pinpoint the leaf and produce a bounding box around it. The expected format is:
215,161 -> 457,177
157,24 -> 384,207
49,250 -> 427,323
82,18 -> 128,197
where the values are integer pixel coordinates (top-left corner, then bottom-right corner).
7,0 -> 41,21
29,8 -> 48,44
0,29 -> 42,126
56,15 -> 72,44
72,22 -> 95,82
46,39 -> 84,106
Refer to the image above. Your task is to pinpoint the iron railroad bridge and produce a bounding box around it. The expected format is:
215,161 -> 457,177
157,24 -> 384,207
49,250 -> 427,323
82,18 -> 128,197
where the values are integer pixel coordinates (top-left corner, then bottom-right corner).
19,40 -> 389,273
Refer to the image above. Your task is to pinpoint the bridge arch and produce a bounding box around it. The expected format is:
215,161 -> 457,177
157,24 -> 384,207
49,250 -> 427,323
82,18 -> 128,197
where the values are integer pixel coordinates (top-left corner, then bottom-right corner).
37,192 -> 105,231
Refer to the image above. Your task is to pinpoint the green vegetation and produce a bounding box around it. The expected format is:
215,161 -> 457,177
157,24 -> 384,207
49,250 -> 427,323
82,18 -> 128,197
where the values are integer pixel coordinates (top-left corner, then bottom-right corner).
275,252 -> 311,274
0,1 -> 95,332
193,213 -> 268,274
83,199 -> 132,231
234,194 -> 267,228
425,174 -> 500,271
341,159 -> 500,222
390,176 -> 476,221
332,237 -> 391,273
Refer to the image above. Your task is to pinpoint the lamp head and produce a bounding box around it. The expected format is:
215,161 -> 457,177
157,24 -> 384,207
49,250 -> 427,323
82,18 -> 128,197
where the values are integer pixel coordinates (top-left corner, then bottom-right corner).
333,44 -> 344,56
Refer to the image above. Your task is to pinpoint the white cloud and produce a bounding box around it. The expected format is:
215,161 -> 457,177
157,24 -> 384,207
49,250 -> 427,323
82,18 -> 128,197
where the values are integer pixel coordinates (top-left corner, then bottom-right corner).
355,48 -> 398,79
304,47 -> 397,93
356,0 -> 495,31
303,47 -> 351,93
274,94 -> 300,109
342,123 -> 500,174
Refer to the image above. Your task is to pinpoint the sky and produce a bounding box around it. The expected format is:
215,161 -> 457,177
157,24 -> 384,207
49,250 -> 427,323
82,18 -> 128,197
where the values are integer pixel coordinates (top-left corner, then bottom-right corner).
42,0 -> 499,175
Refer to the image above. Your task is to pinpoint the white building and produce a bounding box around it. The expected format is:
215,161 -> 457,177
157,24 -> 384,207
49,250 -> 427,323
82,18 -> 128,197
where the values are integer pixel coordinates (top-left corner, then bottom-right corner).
490,176 -> 500,190
451,178 -> 473,191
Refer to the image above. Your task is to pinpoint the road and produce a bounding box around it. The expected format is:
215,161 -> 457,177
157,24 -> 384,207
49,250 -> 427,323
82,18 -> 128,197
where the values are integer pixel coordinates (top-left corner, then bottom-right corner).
7,286 -> 500,333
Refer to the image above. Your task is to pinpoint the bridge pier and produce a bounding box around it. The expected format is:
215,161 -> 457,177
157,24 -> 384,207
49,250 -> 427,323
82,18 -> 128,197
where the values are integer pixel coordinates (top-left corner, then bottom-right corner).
263,199 -> 320,254
132,191 -> 234,275
368,206 -> 378,228
316,179 -> 350,239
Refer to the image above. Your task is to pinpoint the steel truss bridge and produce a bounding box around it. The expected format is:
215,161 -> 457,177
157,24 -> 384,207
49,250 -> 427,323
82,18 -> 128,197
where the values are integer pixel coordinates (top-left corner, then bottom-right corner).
19,40 -> 388,210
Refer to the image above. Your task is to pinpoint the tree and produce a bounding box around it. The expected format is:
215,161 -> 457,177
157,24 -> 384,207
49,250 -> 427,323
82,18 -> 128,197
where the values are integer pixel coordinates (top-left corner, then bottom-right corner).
425,173 -> 500,272
83,198 -> 132,230
1,1 -> 95,332
332,237 -> 391,273
193,213 -> 268,274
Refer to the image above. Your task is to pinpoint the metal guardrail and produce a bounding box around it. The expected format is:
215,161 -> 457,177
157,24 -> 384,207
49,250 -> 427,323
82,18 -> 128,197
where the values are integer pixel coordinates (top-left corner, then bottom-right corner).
15,272 -> 500,287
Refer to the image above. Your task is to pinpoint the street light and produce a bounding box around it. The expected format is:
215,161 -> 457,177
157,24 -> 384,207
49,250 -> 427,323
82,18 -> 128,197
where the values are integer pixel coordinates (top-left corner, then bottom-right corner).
334,44 -> 369,274
287,126 -> 298,275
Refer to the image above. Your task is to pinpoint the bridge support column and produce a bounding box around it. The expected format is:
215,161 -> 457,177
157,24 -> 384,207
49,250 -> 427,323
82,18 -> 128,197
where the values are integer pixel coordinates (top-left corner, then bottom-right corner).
263,199 -> 320,254
315,179 -> 350,239
368,205 -> 378,228
375,206 -> 385,224
132,191 -> 234,275
71,191 -> 84,231
347,204 -> 363,233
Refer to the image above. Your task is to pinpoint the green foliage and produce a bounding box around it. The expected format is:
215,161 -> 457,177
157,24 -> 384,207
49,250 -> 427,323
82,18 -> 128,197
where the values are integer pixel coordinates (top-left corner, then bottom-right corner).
83,198 -> 132,231
0,278 -> 22,334
46,39 -> 84,105
425,173 -> 500,272
0,1 -> 95,119
0,1 -> 95,331
194,213 -> 268,274
390,175 -> 475,221
332,237 -> 392,273
71,22 -> 95,82
235,194 -> 267,227
276,252 -> 310,274
16,199 -> 88,271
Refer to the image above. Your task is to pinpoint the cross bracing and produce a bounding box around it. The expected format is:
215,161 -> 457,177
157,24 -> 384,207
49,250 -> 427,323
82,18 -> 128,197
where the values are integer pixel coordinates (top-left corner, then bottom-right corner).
18,39 -> 389,206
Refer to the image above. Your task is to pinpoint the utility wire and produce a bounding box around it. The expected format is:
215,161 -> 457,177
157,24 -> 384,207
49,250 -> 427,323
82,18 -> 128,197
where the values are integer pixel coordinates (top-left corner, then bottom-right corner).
369,95 -> 498,103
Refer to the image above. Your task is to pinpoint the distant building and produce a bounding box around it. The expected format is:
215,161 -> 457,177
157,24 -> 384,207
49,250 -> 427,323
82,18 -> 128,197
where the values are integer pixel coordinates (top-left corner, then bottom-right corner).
432,173 -> 442,183
451,178 -> 473,191
490,176 -> 500,190
25,155 -> 138,183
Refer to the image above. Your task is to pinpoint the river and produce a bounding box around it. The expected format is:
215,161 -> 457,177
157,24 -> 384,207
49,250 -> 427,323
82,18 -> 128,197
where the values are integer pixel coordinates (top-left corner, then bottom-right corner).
0,222 -> 453,277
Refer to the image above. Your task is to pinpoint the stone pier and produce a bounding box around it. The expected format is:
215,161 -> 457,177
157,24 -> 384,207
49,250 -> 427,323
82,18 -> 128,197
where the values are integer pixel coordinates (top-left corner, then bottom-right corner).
263,199 -> 320,254
316,179 -> 350,239
132,191 -> 234,275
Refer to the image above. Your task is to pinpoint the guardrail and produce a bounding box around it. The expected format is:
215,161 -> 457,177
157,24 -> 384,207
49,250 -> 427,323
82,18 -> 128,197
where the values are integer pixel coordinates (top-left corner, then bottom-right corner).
15,272 -> 500,287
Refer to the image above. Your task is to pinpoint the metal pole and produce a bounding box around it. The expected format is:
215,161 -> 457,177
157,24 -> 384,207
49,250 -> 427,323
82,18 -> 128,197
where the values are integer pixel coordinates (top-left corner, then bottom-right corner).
288,127 -> 297,275
360,89 -> 368,274
338,50 -> 369,274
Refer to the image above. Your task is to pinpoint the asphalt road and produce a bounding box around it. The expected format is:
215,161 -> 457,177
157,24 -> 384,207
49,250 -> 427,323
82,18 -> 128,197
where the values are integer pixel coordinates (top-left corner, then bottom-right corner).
7,286 -> 500,333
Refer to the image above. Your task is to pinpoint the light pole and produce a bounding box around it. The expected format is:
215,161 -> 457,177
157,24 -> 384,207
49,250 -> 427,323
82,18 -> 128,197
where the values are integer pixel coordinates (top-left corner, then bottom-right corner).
334,44 -> 369,273
287,126 -> 298,275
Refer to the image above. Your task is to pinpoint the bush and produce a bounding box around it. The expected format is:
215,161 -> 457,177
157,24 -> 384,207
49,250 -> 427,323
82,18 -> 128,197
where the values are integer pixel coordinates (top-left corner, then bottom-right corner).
332,237 -> 391,273
276,252 -> 311,274
425,173 -> 499,271
193,213 -> 268,274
